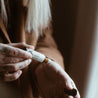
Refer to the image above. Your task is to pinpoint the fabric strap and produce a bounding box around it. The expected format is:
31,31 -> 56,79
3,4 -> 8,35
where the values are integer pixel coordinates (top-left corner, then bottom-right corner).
0,16 -> 11,43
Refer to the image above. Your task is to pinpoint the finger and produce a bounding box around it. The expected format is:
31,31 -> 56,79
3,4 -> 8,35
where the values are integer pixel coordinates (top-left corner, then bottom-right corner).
4,70 -> 22,82
68,96 -> 73,98
74,91 -> 80,98
9,43 -> 35,50
0,44 -> 32,58
0,55 -> 24,64
64,79 -> 78,97
71,82 -> 80,98
73,89 -> 80,98
1,59 -> 32,72
65,80 -> 74,90
14,59 -> 32,71
73,88 -> 80,98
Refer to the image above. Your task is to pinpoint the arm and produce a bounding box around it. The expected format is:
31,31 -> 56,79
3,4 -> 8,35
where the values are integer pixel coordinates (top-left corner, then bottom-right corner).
30,27 -> 80,98
35,27 -> 64,69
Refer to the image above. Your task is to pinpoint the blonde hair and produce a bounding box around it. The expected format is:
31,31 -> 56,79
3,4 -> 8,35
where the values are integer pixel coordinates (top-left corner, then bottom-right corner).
0,0 -> 51,36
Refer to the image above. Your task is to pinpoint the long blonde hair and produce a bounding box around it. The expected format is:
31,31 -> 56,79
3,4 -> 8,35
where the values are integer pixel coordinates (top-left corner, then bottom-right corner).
0,0 -> 51,36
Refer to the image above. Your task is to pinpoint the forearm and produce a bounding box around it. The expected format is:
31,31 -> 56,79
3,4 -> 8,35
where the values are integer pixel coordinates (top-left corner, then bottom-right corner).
35,27 -> 65,69
36,47 -> 64,69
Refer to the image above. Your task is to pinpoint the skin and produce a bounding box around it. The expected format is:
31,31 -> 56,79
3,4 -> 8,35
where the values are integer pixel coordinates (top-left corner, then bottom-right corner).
0,43 -> 80,97
0,1 -> 80,97
0,43 -> 33,82
35,63 -> 80,98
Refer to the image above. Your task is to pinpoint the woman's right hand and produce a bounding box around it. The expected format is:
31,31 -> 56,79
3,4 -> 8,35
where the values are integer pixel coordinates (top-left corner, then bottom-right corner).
0,43 -> 33,82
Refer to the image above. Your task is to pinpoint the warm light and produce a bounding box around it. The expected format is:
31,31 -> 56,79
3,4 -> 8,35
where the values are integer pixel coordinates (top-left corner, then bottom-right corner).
85,18 -> 98,98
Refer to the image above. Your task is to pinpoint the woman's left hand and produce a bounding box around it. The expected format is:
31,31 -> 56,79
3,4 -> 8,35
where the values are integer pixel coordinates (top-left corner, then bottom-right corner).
35,62 -> 80,98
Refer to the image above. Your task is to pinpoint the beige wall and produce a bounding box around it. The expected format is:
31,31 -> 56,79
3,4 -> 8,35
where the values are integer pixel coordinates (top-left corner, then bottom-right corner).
52,0 -> 98,97
70,0 -> 97,97
52,0 -> 79,69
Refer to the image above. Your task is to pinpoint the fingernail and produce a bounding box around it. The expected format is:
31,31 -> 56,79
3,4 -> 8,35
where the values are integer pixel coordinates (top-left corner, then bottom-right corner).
64,88 -> 77,96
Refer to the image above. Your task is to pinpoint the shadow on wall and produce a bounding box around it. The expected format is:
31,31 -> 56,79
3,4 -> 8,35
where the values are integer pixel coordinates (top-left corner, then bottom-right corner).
51,0 -> 79,70
52,0 -> 98,98
70,0 -> 98,98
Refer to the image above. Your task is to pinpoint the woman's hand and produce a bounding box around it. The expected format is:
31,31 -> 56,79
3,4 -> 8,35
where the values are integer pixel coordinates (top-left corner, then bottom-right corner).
35,62 -> 80,98
0,43 -> 33,82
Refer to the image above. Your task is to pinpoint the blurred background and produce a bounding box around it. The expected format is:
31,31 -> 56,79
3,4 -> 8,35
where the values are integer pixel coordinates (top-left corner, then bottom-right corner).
52,0 -> 98,98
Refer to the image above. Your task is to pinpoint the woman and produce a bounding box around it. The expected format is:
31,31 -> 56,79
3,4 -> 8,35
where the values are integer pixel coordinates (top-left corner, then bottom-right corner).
0,0 -> 80,98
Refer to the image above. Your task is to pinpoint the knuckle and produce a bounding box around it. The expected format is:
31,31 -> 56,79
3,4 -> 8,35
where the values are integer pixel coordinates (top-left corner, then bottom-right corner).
5,72 -> 20,81
4,57 -> 14,63
2,65 -> 12,71
9,65 -> 16,71
21,42 -> 25,45
4,57 -> 10,63
13,65 -> 18,71
21,43 -> 25,46
3,47 -> 10,54
14,58 -> 19,63
6,65 -> 17,71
